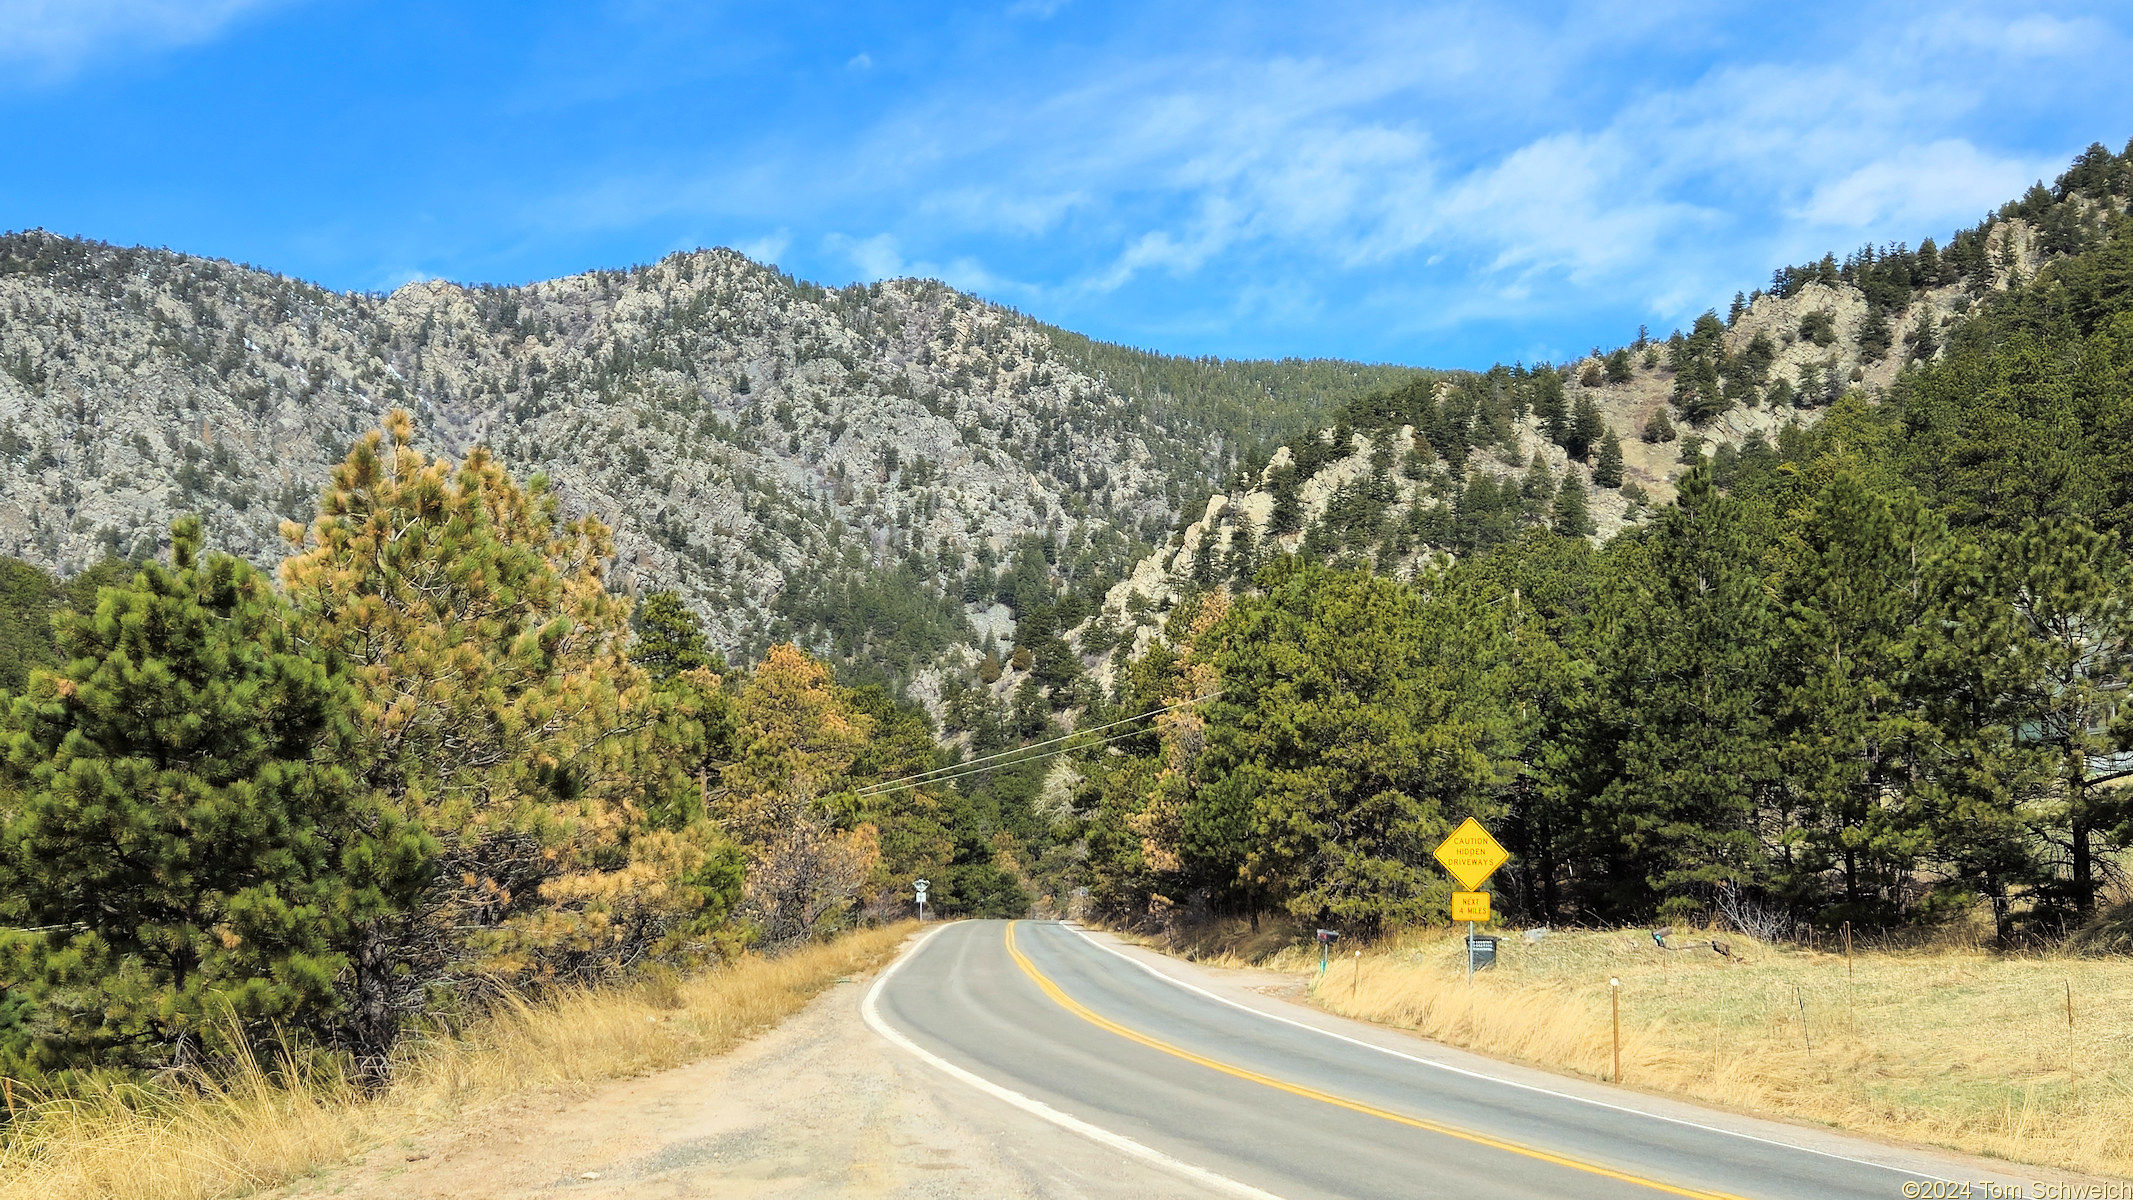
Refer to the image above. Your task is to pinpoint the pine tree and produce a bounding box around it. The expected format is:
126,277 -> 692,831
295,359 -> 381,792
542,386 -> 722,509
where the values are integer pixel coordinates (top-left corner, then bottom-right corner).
1579,470 -> 1776,916
1995,517 -> 2133,918
1531,370 -> 1569,443
725,645 -> 878,941
0,518 -> 428,1071
1225,518 -> 1258,583
1772,474 -> 1944,916
632,589 -> 720,681
1190,564 -> 1492,932
279,412 -> 732,1056
1593,430 -> 1625,488
1903,309 -> 1939,362
1641,408 -> 1677,443
1550,472 -> 1594,537
1566,396 -> 1605,460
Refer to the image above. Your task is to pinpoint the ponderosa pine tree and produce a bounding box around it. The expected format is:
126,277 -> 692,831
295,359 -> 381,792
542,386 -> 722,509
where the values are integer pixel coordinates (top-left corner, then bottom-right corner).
1440,533 -> 1599,924
1580,470 -> 1776,917
1593,429 -> 1625,488
1551,472 -> 1594,537
279,413 -> 736,1056
0,518 -> 428,1071
724,644 -> 879,941
1772,473 -> 1944,916
1566,395 -> 1605,460
631,589 -> 720,682
1994,516 -> 2133,919
1188,562 -> 1492,933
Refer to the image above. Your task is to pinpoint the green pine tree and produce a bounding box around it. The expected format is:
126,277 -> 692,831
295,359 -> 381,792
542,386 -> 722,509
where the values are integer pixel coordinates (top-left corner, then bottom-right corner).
1593,430 -> 1625,488
1579,470 -> 1776,917
1188,564 -> 1493,933
631,589 -> 721,682
1772,473 -> 1943,917
1566,396 -> 1605,460
1550,472 -> 1594,537
0,518 -> 430,1072
1995,516 -> 2133,918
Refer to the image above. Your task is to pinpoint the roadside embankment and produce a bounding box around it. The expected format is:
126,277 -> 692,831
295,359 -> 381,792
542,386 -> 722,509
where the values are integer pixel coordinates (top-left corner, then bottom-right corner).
1146,920 -> 2133,1179
0,924 -> 912,1200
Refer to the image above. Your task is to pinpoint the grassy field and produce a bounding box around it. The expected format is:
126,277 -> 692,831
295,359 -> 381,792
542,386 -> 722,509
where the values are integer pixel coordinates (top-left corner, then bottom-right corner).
1186,922 -> 2133,1179
0,923 -> 912,1200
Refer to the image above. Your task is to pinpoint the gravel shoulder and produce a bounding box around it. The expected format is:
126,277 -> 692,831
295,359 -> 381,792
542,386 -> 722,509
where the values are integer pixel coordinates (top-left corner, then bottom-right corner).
276,942 -> 1223,1200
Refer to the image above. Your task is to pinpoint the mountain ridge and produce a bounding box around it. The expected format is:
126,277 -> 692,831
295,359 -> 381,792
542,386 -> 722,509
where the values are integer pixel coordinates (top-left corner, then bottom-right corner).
0,234 -> 1419,679
4,139 -> 2128,699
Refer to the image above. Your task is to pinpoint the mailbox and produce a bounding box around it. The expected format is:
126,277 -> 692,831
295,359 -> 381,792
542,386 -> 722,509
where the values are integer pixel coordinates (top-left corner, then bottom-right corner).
1466,934 -> 1499,971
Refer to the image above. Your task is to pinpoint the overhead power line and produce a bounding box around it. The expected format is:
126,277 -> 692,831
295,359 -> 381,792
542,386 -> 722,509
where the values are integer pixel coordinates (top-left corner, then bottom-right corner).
852,691 -> 1222,799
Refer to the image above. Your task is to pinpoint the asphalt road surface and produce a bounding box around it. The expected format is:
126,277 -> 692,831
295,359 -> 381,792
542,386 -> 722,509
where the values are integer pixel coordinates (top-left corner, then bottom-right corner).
865,920 -> 2029,1200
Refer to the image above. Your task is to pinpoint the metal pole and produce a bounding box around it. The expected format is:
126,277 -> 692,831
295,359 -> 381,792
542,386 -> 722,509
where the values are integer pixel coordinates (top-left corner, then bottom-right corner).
1467,919 -> 1475,986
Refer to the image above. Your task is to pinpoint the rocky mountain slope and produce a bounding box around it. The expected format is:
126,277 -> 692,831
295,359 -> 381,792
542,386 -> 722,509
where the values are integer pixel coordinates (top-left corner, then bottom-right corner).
0,234 -> 1417,675
1080,150 -> 2127,655
4,142 -> 2126,704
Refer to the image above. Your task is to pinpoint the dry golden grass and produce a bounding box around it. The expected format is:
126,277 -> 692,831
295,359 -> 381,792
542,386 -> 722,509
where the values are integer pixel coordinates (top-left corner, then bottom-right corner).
0,923 -> 912,1200
1271,925 -> 2133,1179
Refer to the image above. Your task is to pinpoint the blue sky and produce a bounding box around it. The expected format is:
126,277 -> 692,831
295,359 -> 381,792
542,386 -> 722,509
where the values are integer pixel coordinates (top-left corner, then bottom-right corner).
3,1 -> 2129,368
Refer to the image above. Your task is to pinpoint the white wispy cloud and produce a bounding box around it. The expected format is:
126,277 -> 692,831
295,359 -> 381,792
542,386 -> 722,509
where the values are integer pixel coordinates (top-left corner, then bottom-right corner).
822,0 -> 2120,332
0,0 -> 281,75
475,0 -> 2132,356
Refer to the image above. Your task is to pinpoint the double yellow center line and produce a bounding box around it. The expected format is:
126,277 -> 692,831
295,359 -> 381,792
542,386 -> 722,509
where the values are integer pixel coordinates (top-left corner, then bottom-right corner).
1003,922 -> 1746,1200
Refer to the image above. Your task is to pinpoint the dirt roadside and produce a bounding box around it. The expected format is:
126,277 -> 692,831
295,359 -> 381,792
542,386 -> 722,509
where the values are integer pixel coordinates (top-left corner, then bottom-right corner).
274,957 -> 1221,1200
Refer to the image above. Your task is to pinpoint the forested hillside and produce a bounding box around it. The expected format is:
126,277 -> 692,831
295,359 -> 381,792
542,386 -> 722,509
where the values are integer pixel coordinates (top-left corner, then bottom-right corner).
1055,140 -> 2133,945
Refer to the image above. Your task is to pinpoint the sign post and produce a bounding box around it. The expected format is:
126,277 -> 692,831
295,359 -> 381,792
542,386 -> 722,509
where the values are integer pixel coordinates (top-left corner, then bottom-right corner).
1433,817 -> 1509,985
914,878 -> 929,923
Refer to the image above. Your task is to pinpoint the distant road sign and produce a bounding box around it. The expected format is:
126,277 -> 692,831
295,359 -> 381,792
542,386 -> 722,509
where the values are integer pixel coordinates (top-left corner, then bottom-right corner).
1450,891 -> 1490,922
1433,818 -> 1509,891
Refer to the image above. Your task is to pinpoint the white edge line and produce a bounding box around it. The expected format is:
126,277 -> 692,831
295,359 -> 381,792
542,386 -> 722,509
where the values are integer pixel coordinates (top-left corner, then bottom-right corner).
1063,923 -> 1958,1185
861,922 -> 1288,1200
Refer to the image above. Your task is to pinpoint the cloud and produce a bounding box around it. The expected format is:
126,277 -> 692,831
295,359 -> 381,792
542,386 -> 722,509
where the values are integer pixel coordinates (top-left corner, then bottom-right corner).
732,230 -> 792,267
1797,140 -> 2056,233
337,0 -> 2132,360
0,0 -> 281,75
828,232 -> 904,279
865,2 -> 2110,334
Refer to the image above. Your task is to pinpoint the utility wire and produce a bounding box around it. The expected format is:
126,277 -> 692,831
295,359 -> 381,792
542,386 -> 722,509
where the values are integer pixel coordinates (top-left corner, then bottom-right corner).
852,690 -> 1221,798
854,721 -> 1189,800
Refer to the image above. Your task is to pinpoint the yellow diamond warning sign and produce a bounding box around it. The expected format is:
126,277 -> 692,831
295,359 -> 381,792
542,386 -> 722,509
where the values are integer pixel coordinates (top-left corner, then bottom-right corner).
1450,891 -> 1491,922
1433,818 -> 1508,891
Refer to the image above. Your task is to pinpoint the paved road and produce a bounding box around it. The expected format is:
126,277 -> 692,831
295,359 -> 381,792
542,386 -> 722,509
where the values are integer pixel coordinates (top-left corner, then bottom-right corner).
865,920 -> 2019,1200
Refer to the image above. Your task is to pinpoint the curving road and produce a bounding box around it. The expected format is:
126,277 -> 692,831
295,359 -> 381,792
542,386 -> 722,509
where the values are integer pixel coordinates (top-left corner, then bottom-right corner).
864,920 -> 2028,1200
